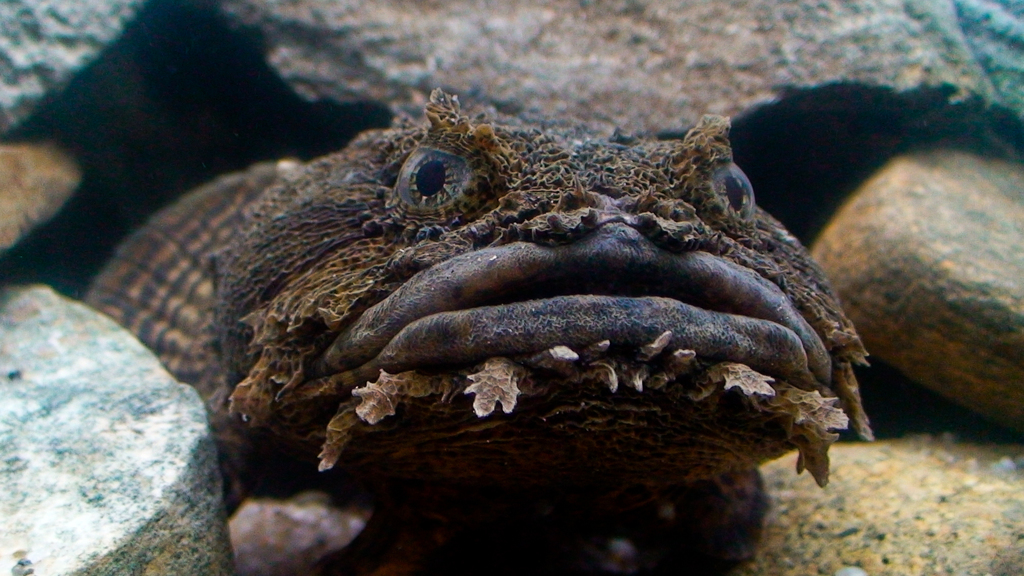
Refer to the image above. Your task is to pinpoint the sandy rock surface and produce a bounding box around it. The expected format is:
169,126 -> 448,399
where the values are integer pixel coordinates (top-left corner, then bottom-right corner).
812,150 -> 1024,432
0,0 -> 146,133
738,437 -> 1024,576
0,285 -> 233,575
218,0 -> 1006,134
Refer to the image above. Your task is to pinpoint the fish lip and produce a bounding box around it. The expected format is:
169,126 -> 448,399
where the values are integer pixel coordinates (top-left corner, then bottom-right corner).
308,223 -> 831,391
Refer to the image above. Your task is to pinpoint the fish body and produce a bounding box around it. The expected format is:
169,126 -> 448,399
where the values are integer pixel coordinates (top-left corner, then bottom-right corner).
87,90 -> 869,573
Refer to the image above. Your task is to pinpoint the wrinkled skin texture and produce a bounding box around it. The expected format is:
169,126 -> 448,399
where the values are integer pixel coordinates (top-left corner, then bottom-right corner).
88,91 -> 870,574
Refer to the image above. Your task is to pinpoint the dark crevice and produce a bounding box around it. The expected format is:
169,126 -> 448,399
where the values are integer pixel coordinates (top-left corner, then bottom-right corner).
659,82 -> 1024,244
719,82 -> 1024,444
843,359 -> 1024,444
0,0 -> 391,297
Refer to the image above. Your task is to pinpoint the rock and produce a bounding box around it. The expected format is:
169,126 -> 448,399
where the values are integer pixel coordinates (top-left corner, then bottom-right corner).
0,0 -> 147,133
230,491 -> 369,576
0,143 -> 81,254
218,0 -> 1003,134
955,0 -> 1024,120
812,150 -> 1024,432
0,285 -> 233,575
736,437 -> 1024,576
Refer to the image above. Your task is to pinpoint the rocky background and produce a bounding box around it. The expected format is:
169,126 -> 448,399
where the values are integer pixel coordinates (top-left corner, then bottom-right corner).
1,0 -> 1023,575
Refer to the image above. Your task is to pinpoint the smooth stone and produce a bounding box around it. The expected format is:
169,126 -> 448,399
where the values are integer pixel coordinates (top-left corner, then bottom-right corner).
0,0 -> 146,133
0,285 -> 233,575
0,143 -> 81,254
736,437 -> 1024,576
218,0 -> 1005,135
230,491 -> 369,576
812,149 -> 1024,432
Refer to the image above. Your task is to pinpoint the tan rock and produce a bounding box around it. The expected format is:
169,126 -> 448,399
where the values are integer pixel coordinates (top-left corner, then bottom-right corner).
738,438 -> 1024,576
812,150 -> 1024,432
0,143 -> 81,254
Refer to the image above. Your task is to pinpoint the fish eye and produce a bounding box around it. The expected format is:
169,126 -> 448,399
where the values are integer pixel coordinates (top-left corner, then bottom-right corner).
713,162 -> 755,220
415,160 -> 448,197
394,148 -> 472,211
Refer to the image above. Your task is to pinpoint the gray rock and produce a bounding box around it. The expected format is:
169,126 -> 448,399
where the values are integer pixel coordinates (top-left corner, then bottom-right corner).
0,285 -> 233,575
955,0 -> 1024,118
0,0 -> 146,133
812,150 -> 1024,433
217,0 -> 1003,134
736,437 -> 1024,576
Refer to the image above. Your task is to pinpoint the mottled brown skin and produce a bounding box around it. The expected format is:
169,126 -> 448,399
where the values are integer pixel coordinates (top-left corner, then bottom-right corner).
88,90 -> 871,574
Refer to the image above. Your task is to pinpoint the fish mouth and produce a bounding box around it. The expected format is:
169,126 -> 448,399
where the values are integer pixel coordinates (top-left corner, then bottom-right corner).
308,223 -> 831,394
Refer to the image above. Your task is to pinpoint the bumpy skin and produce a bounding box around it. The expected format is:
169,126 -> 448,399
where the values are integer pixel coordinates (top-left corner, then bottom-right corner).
88,90 -> 871,574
